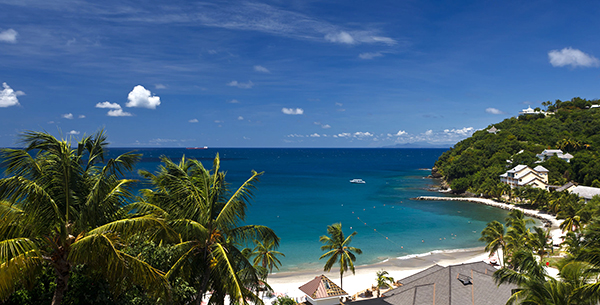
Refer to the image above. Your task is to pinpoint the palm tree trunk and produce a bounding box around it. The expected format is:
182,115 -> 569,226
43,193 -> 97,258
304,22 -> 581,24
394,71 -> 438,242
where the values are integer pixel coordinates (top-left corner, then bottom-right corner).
51,255 -> 71,305
340,271 -> 343,289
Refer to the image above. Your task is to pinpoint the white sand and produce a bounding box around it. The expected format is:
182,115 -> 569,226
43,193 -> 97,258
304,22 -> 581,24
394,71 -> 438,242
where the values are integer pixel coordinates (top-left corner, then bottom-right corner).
265,196 -> 565,302
266,247 -> 489,300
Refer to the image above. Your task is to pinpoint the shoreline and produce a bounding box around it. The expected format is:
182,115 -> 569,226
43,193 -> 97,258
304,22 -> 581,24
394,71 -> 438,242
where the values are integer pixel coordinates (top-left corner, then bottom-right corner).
266,196 -> 565,300
413,196 -> 564,245
267,247 -> 489,299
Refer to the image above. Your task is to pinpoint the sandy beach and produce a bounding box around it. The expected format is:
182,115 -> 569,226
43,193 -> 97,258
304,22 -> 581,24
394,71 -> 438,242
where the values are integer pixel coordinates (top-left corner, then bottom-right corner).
266,196 -> 564,301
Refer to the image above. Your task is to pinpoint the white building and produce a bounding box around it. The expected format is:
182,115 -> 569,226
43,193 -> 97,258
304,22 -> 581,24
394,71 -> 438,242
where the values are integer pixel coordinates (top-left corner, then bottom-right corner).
519,106 -> 546,116
536,149 -> 574,163
500,164 -> 549,189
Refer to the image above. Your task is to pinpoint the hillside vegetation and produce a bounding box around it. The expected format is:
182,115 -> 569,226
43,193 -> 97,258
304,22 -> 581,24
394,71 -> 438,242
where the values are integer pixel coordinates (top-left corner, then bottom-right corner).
434,97 -> 600,194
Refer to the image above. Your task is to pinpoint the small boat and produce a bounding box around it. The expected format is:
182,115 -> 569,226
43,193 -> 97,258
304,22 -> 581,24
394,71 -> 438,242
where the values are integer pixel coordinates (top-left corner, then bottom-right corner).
349,179 -> 366,184
186,146 -> 208,150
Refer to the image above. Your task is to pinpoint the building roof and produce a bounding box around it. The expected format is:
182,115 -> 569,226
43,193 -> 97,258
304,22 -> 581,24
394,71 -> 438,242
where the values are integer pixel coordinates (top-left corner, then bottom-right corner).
556,182 -> 576,192
533,165 -> 549,173
352,262 -> 516,305
560,153 -> 574,159
571,186 -> 600,201
540,149 -> 563,155
507,164 -> 528,173
299,275 -> 348,300
519,176 -> 546,187
487,126 -> 498,133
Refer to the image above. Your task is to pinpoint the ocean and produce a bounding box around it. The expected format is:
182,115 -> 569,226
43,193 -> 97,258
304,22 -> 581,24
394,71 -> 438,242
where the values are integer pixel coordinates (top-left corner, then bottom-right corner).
101,147 -> 511,272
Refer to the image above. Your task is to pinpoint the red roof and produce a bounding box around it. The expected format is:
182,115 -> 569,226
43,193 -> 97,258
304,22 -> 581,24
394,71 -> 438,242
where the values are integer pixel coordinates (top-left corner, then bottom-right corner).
298,275 -> 348,299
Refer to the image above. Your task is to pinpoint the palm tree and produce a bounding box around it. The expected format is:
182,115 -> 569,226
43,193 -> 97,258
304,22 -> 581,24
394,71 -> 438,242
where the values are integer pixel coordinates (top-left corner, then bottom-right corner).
319,223 -> 362,289
252,239 -> 285,273
479,221 -> 506,267
494,251 -> 599,305
375,270 -> 395,298
528,227 -> 553,261
0,131 -> 167,305
557,195 -> 586,233
135,154 -> 279,305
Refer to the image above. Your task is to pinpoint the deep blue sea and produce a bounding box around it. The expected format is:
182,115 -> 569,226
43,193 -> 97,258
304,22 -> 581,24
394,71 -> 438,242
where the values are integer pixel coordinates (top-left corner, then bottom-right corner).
108,148 -> 511,271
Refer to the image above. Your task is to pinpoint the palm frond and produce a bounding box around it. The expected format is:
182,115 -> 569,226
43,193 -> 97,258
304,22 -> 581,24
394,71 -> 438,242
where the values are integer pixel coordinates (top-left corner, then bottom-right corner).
88,215 -> 168,238
215,170 -> 262,227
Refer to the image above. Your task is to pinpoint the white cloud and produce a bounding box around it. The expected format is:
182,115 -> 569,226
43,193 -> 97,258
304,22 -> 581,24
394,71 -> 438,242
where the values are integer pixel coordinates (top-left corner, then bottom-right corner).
335,102 -> 343,107
214,120 -> 223,123
314,122 -> 331,129
227,80 -> 254,89
359,52 -> 383,59
96,101 -> 132,117
0,29 -> 18,43
485,107 -> 505,115
425,130 -> 433,136
396,130 -> 407,136
108,108 -> 133,117
370,36 -> 396,45
548,47 -> 600,68
155,84 -> 167,89
325,31 -> 355,44
95,101 -> 122,109
189,118 -> 199,123
443,127 -> 474,136
228,99 -> 240,104
62,113 -> 74,119
78,115 -> 86,119
68,130 -> 80,135
310,133 -> 321,138
0,82 -> 21,107
282,107 -> 304,115
126,85 -> 161,109
354,132 -> 373,137
254,65 -> 270,73
336,133 -> 351,138
238,116 -> 244,120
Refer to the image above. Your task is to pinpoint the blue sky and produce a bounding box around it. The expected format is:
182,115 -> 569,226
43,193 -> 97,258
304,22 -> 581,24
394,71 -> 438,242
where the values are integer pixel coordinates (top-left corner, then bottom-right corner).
1,0 -> 600,147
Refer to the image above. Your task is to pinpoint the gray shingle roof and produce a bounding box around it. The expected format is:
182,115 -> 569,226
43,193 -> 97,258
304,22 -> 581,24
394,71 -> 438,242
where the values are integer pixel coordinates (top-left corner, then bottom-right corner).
352,262 -> 516,305
556,182 -> 576,192
571,186 -> 600,200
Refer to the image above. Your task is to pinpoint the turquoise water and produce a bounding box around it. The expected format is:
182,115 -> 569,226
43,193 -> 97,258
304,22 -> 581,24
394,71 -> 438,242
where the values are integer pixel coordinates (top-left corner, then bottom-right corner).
105,148 -> 510,271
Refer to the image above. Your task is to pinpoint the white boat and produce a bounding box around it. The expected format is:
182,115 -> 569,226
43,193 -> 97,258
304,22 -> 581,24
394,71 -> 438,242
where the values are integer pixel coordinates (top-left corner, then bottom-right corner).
349,179 -> 366,184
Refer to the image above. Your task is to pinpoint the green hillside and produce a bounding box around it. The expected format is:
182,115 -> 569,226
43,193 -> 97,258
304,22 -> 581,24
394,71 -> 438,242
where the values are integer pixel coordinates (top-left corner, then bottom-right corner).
434,97 -> 600,194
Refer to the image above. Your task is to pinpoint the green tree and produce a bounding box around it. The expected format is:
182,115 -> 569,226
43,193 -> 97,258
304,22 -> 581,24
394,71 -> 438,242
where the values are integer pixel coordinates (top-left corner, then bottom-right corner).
0,131 -> 167,305
252,239 -> 285,273
479,221 -> 506,267
374,270 -> 395,298
136,155 -> 278,305
528,227 -> 552,261
319,223 -> 362,289
494,251 -> 600,305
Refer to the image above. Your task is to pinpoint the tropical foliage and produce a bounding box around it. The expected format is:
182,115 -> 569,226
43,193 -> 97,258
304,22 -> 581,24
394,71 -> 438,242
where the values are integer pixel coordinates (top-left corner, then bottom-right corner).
0,131 -> 282,305
480,194 -> 600,304
374,270 -> 394,298
0,131 -> 167,305
319,223 -> 362,289
133,155 -> 279,305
